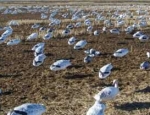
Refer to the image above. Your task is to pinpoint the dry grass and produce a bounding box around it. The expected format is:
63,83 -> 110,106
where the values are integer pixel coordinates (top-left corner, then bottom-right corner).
0,3 -> 150,115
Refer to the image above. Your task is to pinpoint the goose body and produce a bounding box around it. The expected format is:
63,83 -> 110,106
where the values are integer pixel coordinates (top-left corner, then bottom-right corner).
43,33 -> 53,40
133,31 -> 144,38
50,59 -> 71,71
34,46 -> 44,57
94,80 -> 119,102
138,35 -> 149,42
33,54 -> 46,66
140,61 -> 150,70
27,33 -> 38,40
99,63 -> 113,79
94,30 -> 100,36
84,48 -> 100,57
113,48 -> 129,57
68,36 -> 76,45
7,103 -> 46,115
74,40 -> 87,50
32,43 -> 45,51
86,101 -> 106,115
110,29 -> 120,34
2,26 -> 13,37
146,52 -> 150,58
84,55 -> 93,63
62,29 -> 70,36
7,39 -> 21,46
9,20 -> 19,26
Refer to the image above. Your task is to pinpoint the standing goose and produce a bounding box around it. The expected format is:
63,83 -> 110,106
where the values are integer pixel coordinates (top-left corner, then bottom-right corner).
86,101 -> 106,115
7,103 -> 46,115
94,80 -> 119,102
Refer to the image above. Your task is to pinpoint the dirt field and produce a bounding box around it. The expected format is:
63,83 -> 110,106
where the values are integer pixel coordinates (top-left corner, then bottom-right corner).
0,1 -> 150,115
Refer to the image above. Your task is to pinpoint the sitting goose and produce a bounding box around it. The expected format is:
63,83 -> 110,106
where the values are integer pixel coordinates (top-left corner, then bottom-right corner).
68,36 -> 76,45
94,30 -> 100,36
113,48 -> 129,57
32,43 -> 45,51
7,103 -> 46,115
99,63 -> 113,79
27,33 -> 38,41
110,29 -> 120,34
84,55 -> 93,63
39,27 -> 46,32
94,80 -> 119,102
0,36 -> 7,44
7,39 -> 21,46
34,46 -> 44,57
140,61 -> 150,70
74,40 -> 87,50
50,59 -> 71,71
31,23 -> 40,29
87,26 -> 93,32
33,54 -> 46,67
133,31 -> 144,38
146,52 -> 150,58
43,32 -> 53,40
86,101 -> 106,115
138,34 -> 149,42
75,22 -> 81,27
62,29 -> 70,36
84,48 -> 100,57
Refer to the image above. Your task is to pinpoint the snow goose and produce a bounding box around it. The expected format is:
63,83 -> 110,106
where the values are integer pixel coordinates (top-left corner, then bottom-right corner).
124,26 -> 134,34
102,27 -> 107,33
43,32 -> 53,40
31,23 -> 40,29
74,40 -> 87,50
99,63 -> 113,79
94,30 -> 100,36
27,33 -> 38,41
34,46 -> 44,57
110,29 -> 120,34
68,36 -> 76,45
113,48 -> 129,57
62,29 -> 70,36
33,54 -> 46,66
86,101 -> 106,115
2,26 -> 13,37
66,24 -> 74,30
138,34 -> 149,42
84,48 -> 100,57
140,61 -> 150,70
7,39 -> 21,46
0,36 -> 7,44
87,26 -> 93,32
39,27 -> 46,32
94,80 -> 119,102
7,103 -> 46,115
84,55 -> 93,63
75,22 -> 81,27
32,42 -> 45,51
50,59 -> 71,71
133,31 -> 144,38
8,20 -> 19,26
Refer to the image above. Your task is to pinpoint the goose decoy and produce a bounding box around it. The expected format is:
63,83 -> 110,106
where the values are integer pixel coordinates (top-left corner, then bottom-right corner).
50,59 -> 71,71
94,30 -> 100,36
86,101 -> 106,115
133,31 -> 144,38
140,61 -> 150,70
7,103 -> 46,115
68,36 -> 76,45
113,48 -> 129,57
43,32 -> 53,40
27,33 -> 38,41
32,43 -> 45,51
74,40 -> 87,50
138,34 -> 149,42
34,46 -> 44,57
94,80 -> 119,102
7,39 -> 21,46
84,55 -> 93,63
33,54 -> 46,66
110,29 -> 120,34
99,63 -> 113,79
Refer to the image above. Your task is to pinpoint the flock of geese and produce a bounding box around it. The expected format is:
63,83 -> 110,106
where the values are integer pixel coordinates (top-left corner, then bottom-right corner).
0,4 -> 150,115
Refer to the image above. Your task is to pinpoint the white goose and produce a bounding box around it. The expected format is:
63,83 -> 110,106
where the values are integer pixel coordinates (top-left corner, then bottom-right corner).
31,23 -> 40,29
8,20 -> 19,26
99,63 -> 113,79
34,45 -> 44,57
138,34 -> 149,42
74,40 -> 87,50
27,33 -> 38,41
2,26 -> 13,37
94,80 -> 119,102
0,36 -> 7,44
86,101 -> 106,115
84,48 -> 100,57
146,52 -> 150,58
140,61 -> 150,70
133,31 -> 144,38
94,30 -> 100,36
62,29 -> 70,36
32,43 -> 45,51
68,36 -> 76,45
7,39 -> 21,46
33,54 -> 46,67
7,103 -> 46,115
110,29 -> 120,34
113,48 -> 129,57
50,59 -> 71,71
43,32 -> 53,40
84,55 -> 93,63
